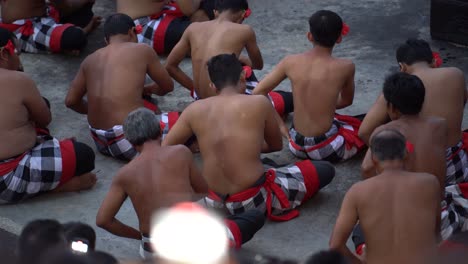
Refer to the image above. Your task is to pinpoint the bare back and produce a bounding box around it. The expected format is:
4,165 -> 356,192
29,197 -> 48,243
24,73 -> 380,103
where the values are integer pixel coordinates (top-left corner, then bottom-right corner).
382,117 -> 447,191
185,95 -> 272,194
116,0 -> 164,19
118,144 -> 195,234
414,67 -> 465,147
187,21 -> 254,98
82,43 -> 151,129
285,52 -> 355,136
356,171 -> 439,264
0,70 -> 37,159
0,0 -> 46,23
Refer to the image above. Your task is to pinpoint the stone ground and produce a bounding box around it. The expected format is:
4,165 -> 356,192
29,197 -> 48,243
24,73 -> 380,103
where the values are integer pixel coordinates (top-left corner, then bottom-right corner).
1,0 -> 468,262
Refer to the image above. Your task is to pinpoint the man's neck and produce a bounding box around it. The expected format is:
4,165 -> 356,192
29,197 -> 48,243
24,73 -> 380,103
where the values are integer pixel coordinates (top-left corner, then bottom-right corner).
377,160 -> 405,174
399,114 -> 420,122
218,86 -> 241,96
310,44 -> 334,56
216,12 -> 238,23
405,62 -> 431,74
138,139 -> 162,153
108,35 -> 132,44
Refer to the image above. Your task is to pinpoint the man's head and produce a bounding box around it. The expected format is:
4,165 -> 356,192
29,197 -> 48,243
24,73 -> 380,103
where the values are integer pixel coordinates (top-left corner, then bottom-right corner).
62,222 -> 97,251
396,39 -> 433,71
0,27 -> 22,71
103,13 -> 137,43
308,10 -> 343,48
17,220 -> 68,264
207,54 -> 245,93
124,108 -> 161,148
383,72 -> 425,120
370,129 -> 407,165
214,0 -> 249,23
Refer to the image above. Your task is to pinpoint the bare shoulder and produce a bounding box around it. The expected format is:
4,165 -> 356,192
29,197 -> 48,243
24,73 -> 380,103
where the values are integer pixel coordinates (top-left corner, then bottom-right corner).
167,144 -> 192,159
442,66 -> 464,77
414,172 -> 440,190
113,163 -> 134,185
3,70 -> 36,91
427,116 -> 448,136
248,94 -> 272,107
336,58 -> 355,71
344,181 -> 365,202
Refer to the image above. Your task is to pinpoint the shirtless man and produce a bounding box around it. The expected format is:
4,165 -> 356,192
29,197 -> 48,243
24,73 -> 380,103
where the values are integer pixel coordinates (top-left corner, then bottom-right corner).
361,73 -> 447,197
0,0 -> 100,54
163,54 -> 335,221
359,39 -> 468,186
65,13 -> 175,161
96,109 -> 265,259
0,28 -> 96,203
117,0 -> 217,55
330,129 -> 441,264
253,10 -> 364,162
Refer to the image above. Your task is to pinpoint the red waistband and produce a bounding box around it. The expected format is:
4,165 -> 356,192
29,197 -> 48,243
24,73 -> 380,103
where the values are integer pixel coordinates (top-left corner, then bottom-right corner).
208,170 -> 299,221
90,130 -> 125,147
447,132 -> 468,161
152,2 -> 184,54
0,152 -> 27,176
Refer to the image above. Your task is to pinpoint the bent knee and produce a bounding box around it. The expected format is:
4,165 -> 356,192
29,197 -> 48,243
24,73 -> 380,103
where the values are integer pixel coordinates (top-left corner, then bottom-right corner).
73,141 -> 95,175
61,27 -> 87,51
313,161 -> 335,189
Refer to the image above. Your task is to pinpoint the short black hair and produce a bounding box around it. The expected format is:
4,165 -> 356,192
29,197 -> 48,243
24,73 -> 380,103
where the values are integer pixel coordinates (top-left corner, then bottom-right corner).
308,10 -> 343,48
62,222 -> 97,250
383,72 -> 425,115
104,13 -> 135,41
396,39 -> 433,65
207,53 -> 243,90
0,27 -> 17,48
304,250 -> 349,264
17,220 -> 67,264
215,0 -> 249,13
370,129 -> 407,161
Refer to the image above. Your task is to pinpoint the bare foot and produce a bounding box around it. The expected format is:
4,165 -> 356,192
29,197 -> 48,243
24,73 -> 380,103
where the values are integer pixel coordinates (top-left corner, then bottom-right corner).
53,173 -> 97,193
82,16 -> 102,35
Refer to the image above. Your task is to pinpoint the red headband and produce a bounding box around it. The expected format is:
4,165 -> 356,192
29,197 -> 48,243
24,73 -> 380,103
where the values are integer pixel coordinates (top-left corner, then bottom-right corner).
432,52 -> 442,68
3,40 -> 15,55
244,8 -> 252,19
243,66 -> 253,78
341,22 -> 350,36
135,25 -> 143,34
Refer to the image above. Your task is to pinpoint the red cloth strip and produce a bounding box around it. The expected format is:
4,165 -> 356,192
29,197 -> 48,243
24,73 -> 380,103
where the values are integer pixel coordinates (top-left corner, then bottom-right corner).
0,153 -> 27,176
143,98 -> 159,112
90,131 -> 125,147
268,91 -> 285,116
356,243 -> 365,256
447,132 -> 468,161
295,160 -> 320,202
50,23 -> 74,53
58,139 -> 77,186
224,219 -> 242,249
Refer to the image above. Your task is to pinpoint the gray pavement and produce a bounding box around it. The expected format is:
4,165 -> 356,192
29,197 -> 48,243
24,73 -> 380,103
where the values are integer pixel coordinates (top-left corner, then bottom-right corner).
1,0 -> 468,262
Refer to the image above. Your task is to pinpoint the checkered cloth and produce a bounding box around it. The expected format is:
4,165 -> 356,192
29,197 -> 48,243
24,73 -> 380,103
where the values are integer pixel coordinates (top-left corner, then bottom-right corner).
134,2 -> 184,55
445,132 -> 468,186
288,114 -> 364,162
204,160 -> 320,222
0,135 -> 76,204
90,112 -> 180,161
0,7 -> 73,53
441,183 -> 468,240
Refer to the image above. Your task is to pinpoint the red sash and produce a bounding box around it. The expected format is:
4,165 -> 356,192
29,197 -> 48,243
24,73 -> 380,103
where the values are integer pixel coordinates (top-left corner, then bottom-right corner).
0,153 -> 27,176
151,2 -> 184,54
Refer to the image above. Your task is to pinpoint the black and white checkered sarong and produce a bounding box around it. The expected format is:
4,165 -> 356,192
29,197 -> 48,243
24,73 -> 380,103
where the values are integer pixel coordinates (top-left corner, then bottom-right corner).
445,137 -> 468,186
441,183 -> 468,240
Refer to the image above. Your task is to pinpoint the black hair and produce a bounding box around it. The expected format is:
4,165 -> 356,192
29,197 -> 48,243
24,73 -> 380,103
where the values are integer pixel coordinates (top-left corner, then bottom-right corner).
39,248 -> 92,264
17,220 -> 67,264
383,72 -> 425,115
304,250 -> 349,264
104,13 -> 135,41
0,27 -> 16,48
370,129 -> 407,161
207,53 -> 243,90
308,10 -> 343,48
396,39 -> 433,65
215,0 -> 249,13
62,222 -> 97,250
87,251 -> 118,264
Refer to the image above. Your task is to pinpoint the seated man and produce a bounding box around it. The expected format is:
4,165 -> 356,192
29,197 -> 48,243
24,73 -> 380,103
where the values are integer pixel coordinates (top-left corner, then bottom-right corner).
253,10 -> 364,162
361,73 -> 447,198
0,29 -> 96,203
166,0 -> 293,117
96,109 -> 265,259
0,0 -> 100,54
117,0 -> 216,55
359,39 -> 468,186
65,14 -> 176,161
330,129 -> 441,264
163,54 -> 335,221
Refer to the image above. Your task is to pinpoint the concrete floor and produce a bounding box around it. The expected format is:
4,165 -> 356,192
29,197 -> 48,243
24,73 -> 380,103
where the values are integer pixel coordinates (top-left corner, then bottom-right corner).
1,0 -> 468,262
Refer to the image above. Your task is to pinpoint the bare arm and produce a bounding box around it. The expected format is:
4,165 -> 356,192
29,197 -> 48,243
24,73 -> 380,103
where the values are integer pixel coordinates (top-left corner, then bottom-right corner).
96,173 -> 141,240
329,185 -> 364,264
22,76 -> 52,128
162,108 -> 194,146
361,148 -> 376,179
252,58 -> 287,96
336,63 -> 355,109
358,94 -> 389,145
175,0 -> 201,17
188,155 -> 208,194
145,45 -> 174,96
65,64 -> 88,114
165,29 -> 194,91
262,98 -> 283,153
244,26 -> 263,70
